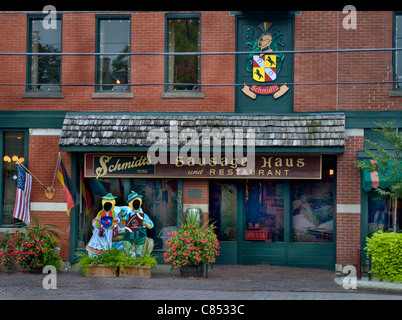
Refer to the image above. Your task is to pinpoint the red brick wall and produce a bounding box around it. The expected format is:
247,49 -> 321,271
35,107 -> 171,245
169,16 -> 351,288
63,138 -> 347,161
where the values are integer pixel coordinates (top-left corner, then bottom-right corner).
294,11 -> 400,112
0,11 -> 235,112
1,11 -> 399,112
0,14 -> 26,106
336,135 -> 364,265
29,134 -> 72,260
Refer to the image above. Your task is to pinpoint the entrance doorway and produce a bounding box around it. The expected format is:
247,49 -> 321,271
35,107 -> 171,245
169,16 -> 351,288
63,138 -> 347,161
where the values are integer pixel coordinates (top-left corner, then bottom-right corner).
208,156 -> 336,269
209,180 -> 239,264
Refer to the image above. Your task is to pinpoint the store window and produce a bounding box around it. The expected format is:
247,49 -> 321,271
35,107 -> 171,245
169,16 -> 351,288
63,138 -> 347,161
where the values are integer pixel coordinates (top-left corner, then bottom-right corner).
78,177 -> 177,251
166,15 -> 200,91
291,157 -> 335,242
27,15 -> 62,92
96,16 -> 131,92
245,180 -> 284,242
1,132 -> 27,226
367,190 -> 401,236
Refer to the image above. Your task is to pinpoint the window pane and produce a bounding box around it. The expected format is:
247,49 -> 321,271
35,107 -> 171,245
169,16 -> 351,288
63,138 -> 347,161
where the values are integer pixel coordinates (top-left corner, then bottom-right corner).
167,18 -> 200,91
29,18 -> 62,91
210,181 -> 238,241
367,190 -> 402,235
245,180 -> 284,242
291,158 -> 335,242
2,132 -> 25,225
97,18 -> 130,91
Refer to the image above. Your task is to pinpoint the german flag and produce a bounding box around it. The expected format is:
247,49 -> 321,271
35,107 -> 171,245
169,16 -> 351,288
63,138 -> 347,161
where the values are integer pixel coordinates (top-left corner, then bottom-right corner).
80,169 -> 92,215
57,158 -> 80,216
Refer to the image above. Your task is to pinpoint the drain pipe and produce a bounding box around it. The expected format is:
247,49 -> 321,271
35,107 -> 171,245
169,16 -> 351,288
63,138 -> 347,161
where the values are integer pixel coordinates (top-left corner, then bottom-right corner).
357,247 -> 362,280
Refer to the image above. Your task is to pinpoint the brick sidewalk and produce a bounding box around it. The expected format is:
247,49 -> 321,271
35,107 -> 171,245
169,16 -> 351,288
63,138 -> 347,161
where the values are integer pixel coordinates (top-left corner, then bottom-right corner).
2,264 -> 402,300
0,264 -> 344,293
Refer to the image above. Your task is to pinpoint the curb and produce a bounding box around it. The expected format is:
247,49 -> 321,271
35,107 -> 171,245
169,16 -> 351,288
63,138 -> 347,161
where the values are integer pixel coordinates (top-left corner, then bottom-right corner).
334,277 -> 402,293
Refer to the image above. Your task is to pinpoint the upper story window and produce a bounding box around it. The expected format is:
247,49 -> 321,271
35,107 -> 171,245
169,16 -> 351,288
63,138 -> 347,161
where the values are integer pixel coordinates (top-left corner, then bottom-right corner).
166,15 -> 200,92
27,15 -> 62,92
95,16 -> 131,92
394,13 -> 402,90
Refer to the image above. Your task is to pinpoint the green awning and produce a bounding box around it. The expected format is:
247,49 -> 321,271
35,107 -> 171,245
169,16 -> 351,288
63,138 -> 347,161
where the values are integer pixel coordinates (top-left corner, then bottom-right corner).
362,168 -> 391,192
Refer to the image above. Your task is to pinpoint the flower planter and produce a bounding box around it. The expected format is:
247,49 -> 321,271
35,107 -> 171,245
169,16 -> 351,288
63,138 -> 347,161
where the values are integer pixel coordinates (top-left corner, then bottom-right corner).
180,264 -> 204,277
119,266 -> 151,278
86,264 -> 118,277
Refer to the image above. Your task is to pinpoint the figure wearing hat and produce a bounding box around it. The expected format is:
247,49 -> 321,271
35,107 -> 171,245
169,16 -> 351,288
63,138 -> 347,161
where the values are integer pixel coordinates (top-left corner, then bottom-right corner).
123,191 -> 154,256
86,193 -> 119,257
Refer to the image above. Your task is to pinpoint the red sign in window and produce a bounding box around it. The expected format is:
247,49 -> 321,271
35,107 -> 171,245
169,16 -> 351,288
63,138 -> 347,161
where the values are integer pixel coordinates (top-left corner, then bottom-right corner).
245,230 -> 267,241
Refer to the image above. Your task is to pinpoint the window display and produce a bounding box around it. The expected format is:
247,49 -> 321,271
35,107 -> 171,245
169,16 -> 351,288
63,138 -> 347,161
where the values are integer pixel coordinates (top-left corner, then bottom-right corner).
2,132 -> 26,225
367,190 -> 401,236
291,159 -> 334,243
245,180 -> 284,242
79,178 -> 177,251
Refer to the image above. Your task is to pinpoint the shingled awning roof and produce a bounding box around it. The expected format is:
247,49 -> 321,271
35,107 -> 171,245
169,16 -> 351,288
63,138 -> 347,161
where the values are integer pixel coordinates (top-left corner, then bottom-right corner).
59,112 -> 345,148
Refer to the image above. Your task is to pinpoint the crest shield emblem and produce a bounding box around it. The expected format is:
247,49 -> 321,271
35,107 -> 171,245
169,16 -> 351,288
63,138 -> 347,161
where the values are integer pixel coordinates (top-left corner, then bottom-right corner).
253,54 -> 277,82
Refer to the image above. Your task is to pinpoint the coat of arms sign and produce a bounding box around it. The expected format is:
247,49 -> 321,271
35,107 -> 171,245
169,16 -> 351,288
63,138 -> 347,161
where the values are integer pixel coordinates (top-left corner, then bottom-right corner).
242,22 -> 289,100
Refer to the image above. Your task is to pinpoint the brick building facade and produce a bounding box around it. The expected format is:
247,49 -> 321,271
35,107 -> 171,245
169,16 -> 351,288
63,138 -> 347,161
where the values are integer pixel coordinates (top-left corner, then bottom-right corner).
0,10 -> 401,270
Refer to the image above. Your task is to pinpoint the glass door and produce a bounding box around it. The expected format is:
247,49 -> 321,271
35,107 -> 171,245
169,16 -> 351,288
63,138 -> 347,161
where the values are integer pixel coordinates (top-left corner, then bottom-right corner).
209,180 -> 239,264
245,180 -> 285,243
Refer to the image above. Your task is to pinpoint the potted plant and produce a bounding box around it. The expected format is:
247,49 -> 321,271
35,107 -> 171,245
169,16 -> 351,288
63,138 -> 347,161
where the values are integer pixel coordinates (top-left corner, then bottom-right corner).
0,215 -> 63,273
74,248 -> 125,277
74,249 -> 157,277
119,254 -> 157,278
163,212 -> 220,277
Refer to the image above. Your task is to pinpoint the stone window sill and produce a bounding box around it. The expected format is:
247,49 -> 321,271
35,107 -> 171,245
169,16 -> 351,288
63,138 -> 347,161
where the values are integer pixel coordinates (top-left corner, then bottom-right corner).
22,92 -> 65,98
161,91 -> 205,99
389,90 -> 402,97
91,92 -> 134,99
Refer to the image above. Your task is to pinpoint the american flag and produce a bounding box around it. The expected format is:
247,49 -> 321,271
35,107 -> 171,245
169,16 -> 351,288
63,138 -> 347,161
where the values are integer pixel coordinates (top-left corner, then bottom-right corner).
13,164 -> 32,225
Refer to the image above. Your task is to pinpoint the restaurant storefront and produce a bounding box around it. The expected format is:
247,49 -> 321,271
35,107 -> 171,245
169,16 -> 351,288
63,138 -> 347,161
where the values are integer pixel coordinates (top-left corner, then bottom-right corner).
60,112 -> 345,269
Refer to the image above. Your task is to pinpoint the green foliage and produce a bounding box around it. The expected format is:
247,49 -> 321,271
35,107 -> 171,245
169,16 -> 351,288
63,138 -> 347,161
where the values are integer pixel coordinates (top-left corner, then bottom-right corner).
354,120 -> 402,200
365,231 -> 402,282
163,213 -> 220,268
0,215 -> 63,272
121,254 -> 157,268
74,249 -> 157,275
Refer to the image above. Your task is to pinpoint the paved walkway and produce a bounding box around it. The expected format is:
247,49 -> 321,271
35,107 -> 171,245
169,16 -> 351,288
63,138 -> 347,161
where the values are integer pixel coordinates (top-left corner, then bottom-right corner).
0,264 -> 401,300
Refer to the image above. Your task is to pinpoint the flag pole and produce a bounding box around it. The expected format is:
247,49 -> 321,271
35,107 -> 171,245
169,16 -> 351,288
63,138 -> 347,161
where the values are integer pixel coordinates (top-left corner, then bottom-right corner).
50,153 -> 61,189
16,159 -> 51,193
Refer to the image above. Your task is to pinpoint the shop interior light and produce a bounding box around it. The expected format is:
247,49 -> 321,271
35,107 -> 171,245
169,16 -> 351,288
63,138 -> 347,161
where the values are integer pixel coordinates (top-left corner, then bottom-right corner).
4,155 -> 24,163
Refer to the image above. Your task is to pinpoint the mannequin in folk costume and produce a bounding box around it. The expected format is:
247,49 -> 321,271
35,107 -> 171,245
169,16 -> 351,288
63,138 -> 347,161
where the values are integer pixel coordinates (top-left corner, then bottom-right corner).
86,193 -> 119,257
124,191 -> 154,257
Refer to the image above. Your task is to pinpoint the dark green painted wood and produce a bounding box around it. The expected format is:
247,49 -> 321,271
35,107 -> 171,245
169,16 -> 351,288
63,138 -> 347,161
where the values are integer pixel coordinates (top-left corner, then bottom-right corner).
345,111 -> 402,128
235,15 -> 294,113
241,242 -> 286,265
288,243 -> 335,269
216,242 -> 238,264
0,111 -> 66,128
